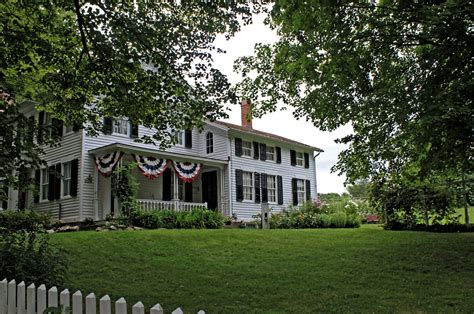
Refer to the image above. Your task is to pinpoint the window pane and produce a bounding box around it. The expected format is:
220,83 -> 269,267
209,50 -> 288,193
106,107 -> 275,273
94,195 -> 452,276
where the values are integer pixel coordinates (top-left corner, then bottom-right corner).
114,119 -> 128,135
242,141 -> 252,156
242,171 -> 253,200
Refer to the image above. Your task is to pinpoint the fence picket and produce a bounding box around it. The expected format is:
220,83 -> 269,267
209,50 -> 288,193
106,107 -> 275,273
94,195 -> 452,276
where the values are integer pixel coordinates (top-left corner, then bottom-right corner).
132,302 -> 144,314
37,285 -> 47,314
72,291 -> 82,314
99,295 -> 111,314
26,284 -> 35,314
171,308 -> 183,314
48,287 -> 58,308
86,293 -> 96,314
115,298 -> 127,314
0,279 -> 7,314
7,280 -> 15,314
60,289 -> 70,314
150,304 -> 163,314
17,281 -> 26,314
0,279 -> 203,314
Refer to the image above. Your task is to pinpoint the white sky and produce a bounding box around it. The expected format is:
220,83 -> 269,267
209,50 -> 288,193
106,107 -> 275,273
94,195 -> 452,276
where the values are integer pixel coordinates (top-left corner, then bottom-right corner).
212,14 -> 352,194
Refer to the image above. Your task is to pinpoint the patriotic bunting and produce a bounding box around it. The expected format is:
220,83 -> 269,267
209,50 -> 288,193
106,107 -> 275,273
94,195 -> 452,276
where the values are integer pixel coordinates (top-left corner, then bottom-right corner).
133,154 -> 168,179
172,160 -> 203,183
94,151 -> 124,177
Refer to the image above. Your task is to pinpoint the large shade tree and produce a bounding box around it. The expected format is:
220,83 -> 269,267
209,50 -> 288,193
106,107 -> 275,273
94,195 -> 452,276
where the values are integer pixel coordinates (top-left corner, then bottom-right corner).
235,1 -> 473,224
1,0 -> 257,196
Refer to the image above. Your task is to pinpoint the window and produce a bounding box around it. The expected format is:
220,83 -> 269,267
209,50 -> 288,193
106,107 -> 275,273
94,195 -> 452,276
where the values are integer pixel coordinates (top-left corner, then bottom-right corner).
243,171 -> 253,201
62,162 -> 72,197
242,141 -> 252,157
40,169 -> 49,201
297,179 -> 305,204
43,113 -> 52,139
65,124 -> 74,134
113,119 -> 129,135
296,152 -> 304,166
266,146 -> 275,161
206,132 -> 214,154
172,130 -> 183,146
267,175 -> 277,203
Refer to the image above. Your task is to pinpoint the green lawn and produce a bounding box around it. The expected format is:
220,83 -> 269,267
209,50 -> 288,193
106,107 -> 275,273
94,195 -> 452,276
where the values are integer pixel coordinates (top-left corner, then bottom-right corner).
51,225 -> 474,313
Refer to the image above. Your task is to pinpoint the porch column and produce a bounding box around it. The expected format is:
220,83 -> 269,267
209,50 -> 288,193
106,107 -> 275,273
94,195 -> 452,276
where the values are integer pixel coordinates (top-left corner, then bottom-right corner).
173,173 -> 179,211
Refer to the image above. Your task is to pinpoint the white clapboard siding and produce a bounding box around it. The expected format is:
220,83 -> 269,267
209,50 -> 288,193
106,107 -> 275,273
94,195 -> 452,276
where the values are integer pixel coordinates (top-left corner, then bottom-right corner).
0,279 -> 205,314
229,136 -> 318,221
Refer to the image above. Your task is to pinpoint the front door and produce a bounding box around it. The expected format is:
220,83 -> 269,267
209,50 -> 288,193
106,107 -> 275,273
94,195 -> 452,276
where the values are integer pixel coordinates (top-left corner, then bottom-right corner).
201,171 -> 218,210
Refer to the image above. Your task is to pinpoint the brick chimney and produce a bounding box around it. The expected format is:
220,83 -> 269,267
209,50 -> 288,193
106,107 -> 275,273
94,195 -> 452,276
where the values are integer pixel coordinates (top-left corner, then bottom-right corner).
240,99 -> 252,129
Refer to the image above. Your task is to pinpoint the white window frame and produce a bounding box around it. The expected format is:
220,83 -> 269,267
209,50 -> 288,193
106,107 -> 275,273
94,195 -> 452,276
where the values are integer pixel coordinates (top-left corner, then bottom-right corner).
40,168 -> 49,202
267,175 -> 277,203
62,162 -> 72,198
113,118 -> 129,136
242,171 -> 253,201
206,132 -> 214,154
296,152 -> 304,167
172,130 -> 184,146
297,179 -> 306,205
266,146 -> 275,162
242,140 -> 252,157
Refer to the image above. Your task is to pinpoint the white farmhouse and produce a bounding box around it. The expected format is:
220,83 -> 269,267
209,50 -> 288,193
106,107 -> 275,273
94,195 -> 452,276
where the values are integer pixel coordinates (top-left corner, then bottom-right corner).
2,101 -> 323,222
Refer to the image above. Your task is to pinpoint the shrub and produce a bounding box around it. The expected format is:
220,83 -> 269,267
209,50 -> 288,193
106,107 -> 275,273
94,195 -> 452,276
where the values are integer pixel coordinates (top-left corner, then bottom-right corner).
0,231 -> 68,286
126,208 -> 224,229
0,210 -> 53,232
320,214 -> 331,228
269,210 -> 359,229
330,212 -> 347,228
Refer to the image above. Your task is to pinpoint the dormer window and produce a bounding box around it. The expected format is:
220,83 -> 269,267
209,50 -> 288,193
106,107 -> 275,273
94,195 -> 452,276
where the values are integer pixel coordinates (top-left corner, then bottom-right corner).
172,130 -> 184,146
113,119 -> 129,135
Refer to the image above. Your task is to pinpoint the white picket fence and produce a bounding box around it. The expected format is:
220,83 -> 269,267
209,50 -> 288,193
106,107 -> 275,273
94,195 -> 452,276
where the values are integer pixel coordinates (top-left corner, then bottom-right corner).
0,279 -> 204,314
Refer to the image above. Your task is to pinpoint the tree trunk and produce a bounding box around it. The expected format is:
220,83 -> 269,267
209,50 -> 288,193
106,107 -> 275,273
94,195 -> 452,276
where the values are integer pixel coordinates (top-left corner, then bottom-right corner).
462,171 -> 470,229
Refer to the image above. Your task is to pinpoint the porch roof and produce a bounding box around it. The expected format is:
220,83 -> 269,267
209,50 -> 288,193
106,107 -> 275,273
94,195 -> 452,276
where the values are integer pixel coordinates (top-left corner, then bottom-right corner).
88,143 -> 228,167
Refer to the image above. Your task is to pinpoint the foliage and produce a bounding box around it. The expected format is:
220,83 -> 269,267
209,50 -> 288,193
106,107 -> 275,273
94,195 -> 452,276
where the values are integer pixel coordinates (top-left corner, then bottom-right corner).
0,231 -> 68,287
122,208 -> 225,229
111,163 -> 140,216
0,210 -> 53,232
51,227 -> 474,312
235,2 -> 472,192
0,1 -> 261,193
346,179 -> 369,199
270,209 -> 360,229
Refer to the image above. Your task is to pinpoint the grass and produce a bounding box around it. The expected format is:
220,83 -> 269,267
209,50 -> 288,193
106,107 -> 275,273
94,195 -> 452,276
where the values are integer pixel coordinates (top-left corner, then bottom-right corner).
51,225 -> 474,313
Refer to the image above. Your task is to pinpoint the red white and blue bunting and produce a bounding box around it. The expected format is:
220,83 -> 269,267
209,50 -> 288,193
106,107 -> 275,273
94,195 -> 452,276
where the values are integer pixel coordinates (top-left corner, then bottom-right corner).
171,160 -> 203,183
132,154 -> 168,179
94,151 -> 124,177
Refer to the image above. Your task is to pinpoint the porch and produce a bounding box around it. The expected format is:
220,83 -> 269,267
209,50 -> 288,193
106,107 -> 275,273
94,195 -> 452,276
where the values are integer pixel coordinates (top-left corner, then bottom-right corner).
90,144 -> 229,220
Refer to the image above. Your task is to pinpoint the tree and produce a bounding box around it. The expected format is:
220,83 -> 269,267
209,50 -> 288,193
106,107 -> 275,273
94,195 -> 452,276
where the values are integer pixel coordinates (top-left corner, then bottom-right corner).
235,1 -> 473,225
346,179 -> 369,200
1,1 -> 257,197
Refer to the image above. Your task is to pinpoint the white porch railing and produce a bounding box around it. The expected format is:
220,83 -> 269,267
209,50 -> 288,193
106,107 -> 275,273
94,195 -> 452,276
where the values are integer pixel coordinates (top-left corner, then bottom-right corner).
138,200 -> 207,212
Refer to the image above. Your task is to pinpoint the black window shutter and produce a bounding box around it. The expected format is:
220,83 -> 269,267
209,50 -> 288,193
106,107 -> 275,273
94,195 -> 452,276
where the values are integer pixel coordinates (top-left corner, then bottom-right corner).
253,141 -> 259,159
292,178 -> 298,206
54,163 -> 61,200
235,169 -> 243,202
306,180 -> 311,201
304,153 -> 310,168
290,150 -> 296,166
185,130 -> 192,148
162,168 -> 172,201
38,111 -> 45,143
73,121 -> 82,132
276,147 -> 282,164
130,122 -> 139,138
235,138 -> 242,157
34,169 -> 40,203
103,117 -> 113,134
277,176 -> 283,205
52,118 -> 63,138
261,173 -> 268,203
48,166 -> 55,201
185,182 -> 193,202
260,144 -> 267,161
254,172 -> 261,203
70,159 -> 79,197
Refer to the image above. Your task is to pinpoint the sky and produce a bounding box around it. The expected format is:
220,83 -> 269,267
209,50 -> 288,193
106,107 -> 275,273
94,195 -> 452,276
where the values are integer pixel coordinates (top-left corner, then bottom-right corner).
212,14 -> 352,194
